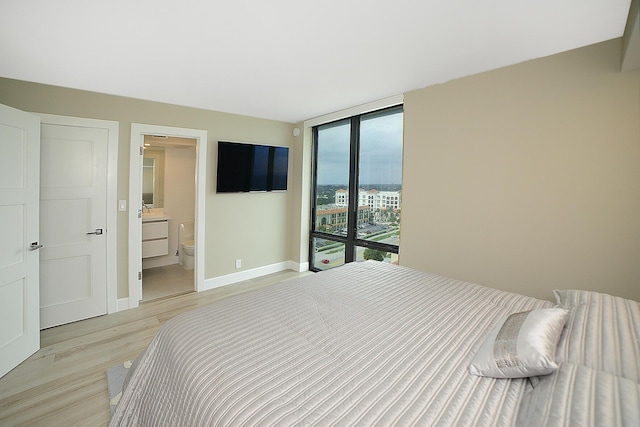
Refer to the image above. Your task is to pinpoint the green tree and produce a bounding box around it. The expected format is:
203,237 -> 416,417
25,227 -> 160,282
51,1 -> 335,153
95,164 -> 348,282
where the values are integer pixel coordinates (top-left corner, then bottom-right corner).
363,248 -> 385,261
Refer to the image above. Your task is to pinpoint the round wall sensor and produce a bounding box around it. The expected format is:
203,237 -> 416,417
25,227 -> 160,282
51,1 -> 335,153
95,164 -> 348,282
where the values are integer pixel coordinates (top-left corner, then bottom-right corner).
292,127 -> 301,137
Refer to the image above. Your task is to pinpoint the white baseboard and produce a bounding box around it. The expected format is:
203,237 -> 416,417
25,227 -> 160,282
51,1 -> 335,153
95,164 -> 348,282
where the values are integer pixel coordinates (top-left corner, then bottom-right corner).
117,260 -> 309,312
287,260 -> 309,272
204,260 -> 309,291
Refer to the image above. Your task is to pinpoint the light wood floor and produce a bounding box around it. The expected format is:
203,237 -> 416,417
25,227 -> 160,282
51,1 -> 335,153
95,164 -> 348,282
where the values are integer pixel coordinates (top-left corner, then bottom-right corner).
142,264 -> 194,302
0,270 -> 308,427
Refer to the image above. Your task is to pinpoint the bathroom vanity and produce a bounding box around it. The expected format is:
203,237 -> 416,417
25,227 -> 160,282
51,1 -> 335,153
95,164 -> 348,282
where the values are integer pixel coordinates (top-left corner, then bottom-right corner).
142,214 -> 171,258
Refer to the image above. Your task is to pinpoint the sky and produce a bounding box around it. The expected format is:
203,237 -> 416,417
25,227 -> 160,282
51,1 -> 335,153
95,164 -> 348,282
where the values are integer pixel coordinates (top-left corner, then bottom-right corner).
316,110 -> 403,186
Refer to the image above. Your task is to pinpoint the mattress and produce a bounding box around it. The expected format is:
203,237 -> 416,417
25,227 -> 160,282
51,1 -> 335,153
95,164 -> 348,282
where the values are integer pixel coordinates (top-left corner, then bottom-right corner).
110,261 -> 553,426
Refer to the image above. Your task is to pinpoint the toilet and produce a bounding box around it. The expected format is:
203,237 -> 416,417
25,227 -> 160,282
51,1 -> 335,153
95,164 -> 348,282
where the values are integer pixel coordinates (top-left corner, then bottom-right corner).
178,222 -> 195,270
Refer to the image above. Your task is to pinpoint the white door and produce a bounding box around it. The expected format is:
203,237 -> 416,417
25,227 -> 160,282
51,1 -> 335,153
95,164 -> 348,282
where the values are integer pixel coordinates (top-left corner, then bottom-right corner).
0,103 -> 40,378
39,123 -> 108,329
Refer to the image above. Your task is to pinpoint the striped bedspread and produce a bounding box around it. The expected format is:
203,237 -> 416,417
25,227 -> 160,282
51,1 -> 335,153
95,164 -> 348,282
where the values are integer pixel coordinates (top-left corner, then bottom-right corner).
110,261 -> 552,426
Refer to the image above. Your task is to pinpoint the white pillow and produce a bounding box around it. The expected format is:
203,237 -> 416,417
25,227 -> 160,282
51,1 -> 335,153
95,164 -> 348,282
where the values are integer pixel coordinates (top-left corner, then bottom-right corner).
469,307 -> 569,378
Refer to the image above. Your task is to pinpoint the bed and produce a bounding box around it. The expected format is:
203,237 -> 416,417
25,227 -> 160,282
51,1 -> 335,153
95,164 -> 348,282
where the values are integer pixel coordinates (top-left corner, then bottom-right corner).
110,261 -> 640,426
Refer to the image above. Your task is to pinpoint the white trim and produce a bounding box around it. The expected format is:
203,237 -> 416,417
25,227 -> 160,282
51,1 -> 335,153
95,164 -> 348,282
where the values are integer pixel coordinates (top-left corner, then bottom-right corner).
129,127 -> 143,306
203,261 -> 298,291
121,261 -> 304,310
36,114 -> 119,315
117,298 -> 129,312
303,94 -> 404,128
129,123 -> 208,309
287,260 -> 309,272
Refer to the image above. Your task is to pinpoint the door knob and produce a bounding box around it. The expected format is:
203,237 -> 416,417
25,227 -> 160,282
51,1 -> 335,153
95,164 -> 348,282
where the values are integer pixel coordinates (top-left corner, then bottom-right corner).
29,242 -> 44,251
86,228 -> 103,235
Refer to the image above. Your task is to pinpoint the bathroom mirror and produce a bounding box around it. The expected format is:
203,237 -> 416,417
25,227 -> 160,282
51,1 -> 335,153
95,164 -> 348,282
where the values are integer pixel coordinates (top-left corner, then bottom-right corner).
142,149 -> 165,208
142,157 -> 155,206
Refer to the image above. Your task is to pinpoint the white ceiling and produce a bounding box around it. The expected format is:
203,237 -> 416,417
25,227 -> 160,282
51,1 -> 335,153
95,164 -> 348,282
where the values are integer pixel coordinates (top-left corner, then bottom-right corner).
0,0 -> 632,123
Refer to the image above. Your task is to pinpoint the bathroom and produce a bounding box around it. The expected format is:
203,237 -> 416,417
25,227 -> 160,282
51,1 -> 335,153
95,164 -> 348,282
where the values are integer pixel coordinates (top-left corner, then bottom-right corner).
141,134 -> 197,301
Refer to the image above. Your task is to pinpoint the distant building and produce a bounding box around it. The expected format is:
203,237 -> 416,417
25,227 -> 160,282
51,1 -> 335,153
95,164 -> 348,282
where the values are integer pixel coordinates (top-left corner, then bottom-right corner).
335,189 -> 348,206
335,189 -> 401,210
316,204 -> 370,230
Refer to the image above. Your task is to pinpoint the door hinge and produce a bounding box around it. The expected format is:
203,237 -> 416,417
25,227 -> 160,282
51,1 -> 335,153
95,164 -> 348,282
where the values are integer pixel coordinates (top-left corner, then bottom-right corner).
140,146 -> 144,155
138,271 -> 142,280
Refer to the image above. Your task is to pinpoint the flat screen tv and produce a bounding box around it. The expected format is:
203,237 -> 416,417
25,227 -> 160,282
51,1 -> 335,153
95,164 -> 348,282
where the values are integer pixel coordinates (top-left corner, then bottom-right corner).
216,141 -> 289,193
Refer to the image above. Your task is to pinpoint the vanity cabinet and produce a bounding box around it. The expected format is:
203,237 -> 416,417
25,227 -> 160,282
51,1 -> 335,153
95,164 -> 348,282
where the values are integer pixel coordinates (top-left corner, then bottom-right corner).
142,219 -> 169,258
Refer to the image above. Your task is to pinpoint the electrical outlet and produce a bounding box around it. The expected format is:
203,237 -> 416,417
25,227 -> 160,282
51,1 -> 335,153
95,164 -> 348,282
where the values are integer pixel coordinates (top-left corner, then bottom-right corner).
235,259 -> 241,269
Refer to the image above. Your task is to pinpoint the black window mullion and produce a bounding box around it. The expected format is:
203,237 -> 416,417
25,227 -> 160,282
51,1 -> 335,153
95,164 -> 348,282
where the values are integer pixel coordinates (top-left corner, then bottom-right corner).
345,116 -> 360,263
308,125 -> 320,264
353,238 -> 399,254
309,125 -> 320,233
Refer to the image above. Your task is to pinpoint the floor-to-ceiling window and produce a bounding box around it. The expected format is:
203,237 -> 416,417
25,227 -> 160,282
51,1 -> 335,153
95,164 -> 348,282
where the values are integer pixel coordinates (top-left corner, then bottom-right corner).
310,105 -> 403,271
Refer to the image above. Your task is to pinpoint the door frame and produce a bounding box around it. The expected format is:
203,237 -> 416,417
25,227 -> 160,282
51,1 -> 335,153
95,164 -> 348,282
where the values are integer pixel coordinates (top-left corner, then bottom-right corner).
128,124 -> 207,309
37,113 -> 119,315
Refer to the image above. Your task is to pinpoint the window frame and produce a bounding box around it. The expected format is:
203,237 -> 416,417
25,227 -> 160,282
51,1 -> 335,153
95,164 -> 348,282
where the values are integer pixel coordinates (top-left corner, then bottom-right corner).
309,105 -> 403,272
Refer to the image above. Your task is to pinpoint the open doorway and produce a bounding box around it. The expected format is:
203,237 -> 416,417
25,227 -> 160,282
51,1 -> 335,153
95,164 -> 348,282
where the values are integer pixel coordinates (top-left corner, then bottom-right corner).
140,135 -> 197,301
128,124 -> 208,310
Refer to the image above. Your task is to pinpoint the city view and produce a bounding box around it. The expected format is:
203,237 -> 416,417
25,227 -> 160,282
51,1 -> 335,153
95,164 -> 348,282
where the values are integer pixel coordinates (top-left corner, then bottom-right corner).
313,184 -> 401,269
312,107 -> 403,270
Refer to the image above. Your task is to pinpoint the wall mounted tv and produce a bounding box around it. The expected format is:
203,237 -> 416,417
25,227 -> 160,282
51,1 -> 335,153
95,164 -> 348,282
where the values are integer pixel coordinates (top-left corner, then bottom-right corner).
216,141 -> 289,193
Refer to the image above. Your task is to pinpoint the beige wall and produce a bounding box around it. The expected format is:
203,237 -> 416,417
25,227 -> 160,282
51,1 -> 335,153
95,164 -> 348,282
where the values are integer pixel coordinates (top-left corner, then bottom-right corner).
0,78 -> 297,299
288,126 -> 312,266
2,37 -> 637,304
164,145 -> 197,260
400,39 -> 640,302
